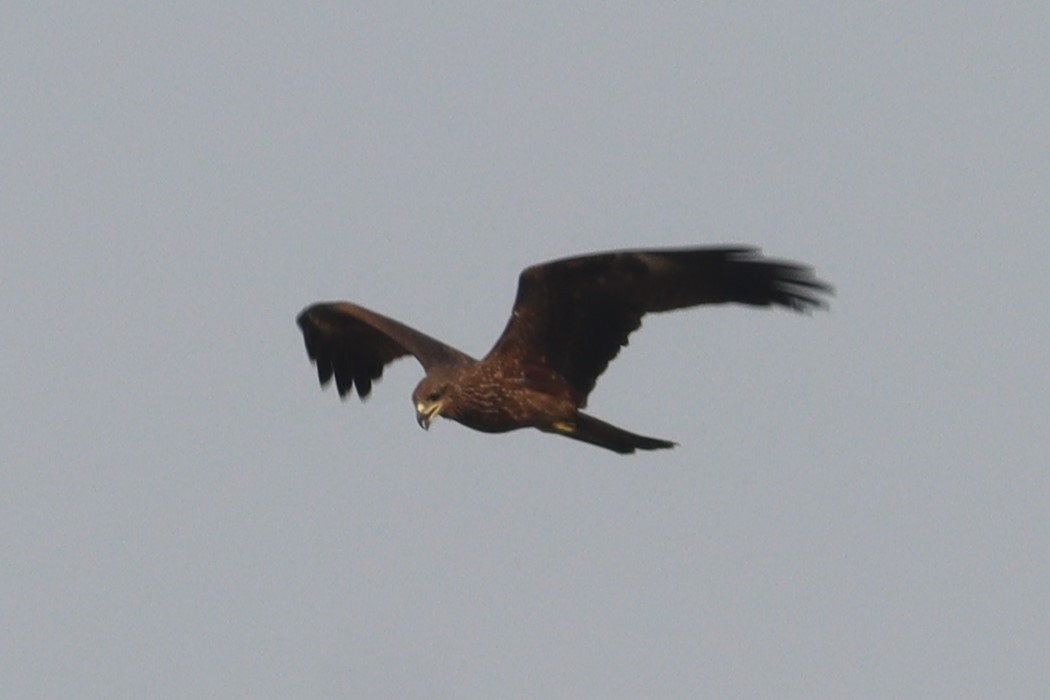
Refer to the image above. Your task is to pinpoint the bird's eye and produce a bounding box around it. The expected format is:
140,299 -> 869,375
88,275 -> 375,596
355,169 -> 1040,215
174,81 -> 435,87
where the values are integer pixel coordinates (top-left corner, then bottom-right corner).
427,391 -> 442,401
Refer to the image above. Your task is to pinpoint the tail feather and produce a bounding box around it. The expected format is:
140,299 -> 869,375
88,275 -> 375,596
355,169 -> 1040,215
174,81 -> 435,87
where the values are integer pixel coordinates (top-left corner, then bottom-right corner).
546,413 -> 677,454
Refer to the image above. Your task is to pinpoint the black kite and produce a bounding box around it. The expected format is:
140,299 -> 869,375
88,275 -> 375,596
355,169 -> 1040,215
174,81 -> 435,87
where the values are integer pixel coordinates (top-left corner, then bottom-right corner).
297,246 -> 832,454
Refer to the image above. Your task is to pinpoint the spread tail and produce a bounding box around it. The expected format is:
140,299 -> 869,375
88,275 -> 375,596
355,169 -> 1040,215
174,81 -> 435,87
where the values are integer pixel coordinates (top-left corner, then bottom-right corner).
545,413 -> 677,454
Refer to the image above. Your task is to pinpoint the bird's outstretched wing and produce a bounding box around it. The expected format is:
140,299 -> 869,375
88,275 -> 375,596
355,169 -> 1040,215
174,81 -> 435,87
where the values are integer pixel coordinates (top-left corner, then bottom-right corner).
484,246 -> 833,404
297,302 -> 473,400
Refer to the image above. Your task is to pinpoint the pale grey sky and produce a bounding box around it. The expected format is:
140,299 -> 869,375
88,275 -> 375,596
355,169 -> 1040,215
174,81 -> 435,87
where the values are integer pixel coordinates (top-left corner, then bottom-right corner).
3,4 -> 1048,698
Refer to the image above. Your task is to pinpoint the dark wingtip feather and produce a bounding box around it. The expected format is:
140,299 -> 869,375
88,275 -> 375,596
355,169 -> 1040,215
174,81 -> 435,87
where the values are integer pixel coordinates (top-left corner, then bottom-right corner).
296,303 -> 390,402
315,360 -> 332,387
775,274 -> 835,314
723,250 -> 834,313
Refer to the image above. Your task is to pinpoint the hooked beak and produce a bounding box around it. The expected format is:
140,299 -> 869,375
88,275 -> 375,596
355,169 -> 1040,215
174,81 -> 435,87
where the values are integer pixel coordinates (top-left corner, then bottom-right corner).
415,401 -> 442,430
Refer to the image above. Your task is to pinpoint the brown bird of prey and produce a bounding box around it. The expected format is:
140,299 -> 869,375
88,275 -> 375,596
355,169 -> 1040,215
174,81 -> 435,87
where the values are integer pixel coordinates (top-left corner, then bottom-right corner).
297,246 -> 832,454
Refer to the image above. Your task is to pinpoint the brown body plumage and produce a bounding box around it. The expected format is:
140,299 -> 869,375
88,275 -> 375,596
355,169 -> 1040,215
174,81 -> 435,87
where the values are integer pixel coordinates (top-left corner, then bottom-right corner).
297,246 -> 833,454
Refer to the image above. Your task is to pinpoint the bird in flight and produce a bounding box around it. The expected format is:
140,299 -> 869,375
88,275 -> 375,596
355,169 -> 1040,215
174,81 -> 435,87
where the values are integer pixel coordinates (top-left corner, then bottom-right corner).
297,246 -> 832,454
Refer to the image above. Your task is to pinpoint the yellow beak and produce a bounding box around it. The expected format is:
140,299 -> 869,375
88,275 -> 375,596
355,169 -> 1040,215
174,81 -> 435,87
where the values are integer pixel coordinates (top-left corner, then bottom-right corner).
415,401 -> 442,430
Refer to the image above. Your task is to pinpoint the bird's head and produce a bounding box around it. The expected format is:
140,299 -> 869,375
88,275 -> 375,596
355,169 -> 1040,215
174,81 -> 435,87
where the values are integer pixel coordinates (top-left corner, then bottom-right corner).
412,376 -> 453,430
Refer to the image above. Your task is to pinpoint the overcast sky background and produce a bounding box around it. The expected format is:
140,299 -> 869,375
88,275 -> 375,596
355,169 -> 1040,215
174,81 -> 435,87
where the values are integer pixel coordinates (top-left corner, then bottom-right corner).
3,4 -> 1048,698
